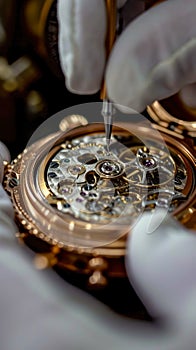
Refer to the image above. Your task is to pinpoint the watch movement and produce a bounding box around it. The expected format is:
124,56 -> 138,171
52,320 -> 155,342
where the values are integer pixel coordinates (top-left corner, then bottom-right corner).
3,110 -> 196,291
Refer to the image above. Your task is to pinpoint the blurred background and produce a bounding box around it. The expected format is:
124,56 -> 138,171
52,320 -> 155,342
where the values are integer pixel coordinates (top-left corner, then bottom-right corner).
0,0 -> 99,159
1,0 -> 196,158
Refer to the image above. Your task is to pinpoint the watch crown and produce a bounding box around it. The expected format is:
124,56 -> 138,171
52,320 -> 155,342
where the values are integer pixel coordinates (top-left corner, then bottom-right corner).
88,271 -> 108,288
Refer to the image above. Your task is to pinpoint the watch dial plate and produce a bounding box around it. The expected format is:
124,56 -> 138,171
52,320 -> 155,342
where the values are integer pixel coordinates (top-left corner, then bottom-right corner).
43,131 -> 188,225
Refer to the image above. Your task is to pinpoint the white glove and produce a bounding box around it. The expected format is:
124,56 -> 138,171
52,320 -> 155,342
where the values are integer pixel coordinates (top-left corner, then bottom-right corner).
57,0 -> 144,94
57,0 -> 196,112
1,140 -> 196,350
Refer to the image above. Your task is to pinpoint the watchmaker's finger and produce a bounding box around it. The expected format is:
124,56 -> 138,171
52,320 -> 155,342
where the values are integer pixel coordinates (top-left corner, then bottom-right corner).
106,0 -> 196,112
125,210 -> 196,322
57,0 -> 145,94
57,0 -> 107,94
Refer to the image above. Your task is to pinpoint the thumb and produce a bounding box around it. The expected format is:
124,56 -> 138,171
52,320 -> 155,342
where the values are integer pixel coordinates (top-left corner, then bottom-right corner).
125,210 -> 196,322
106,0 -> 196,112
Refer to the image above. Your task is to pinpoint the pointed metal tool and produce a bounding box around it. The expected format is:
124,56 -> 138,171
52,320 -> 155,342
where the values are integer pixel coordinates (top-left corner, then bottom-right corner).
101,99 -> 115,153
100,0 -> 117,153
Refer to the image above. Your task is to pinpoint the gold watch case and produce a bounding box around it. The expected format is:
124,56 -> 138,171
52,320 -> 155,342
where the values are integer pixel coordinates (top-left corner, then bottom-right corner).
3,101 -> 196,292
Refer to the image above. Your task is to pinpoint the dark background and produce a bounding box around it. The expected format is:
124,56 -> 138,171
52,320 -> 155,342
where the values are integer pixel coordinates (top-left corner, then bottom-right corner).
0,0 -> 100,159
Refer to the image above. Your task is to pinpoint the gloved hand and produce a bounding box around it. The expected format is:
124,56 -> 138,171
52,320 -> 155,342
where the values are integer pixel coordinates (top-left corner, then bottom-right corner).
57,0 -> 196,112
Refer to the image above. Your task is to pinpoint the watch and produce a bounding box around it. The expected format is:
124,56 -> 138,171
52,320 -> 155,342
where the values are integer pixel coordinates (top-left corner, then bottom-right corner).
3,98 -> 196,318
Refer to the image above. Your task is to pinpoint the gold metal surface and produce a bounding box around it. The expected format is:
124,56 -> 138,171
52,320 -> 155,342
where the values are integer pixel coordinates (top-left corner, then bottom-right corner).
3,118 -> 196,287
147,101 -> 196,138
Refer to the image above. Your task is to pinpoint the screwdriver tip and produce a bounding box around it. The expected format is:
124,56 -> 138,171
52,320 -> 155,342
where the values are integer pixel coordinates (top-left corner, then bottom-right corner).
106,138 -> 110,153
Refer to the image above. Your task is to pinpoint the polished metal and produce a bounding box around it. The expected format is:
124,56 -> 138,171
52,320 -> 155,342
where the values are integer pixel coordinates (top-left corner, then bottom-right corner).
3,115 -> 196,292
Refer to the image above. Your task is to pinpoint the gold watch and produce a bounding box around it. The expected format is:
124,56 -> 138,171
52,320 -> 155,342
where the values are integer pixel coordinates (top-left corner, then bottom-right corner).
3,98 -> 196,307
